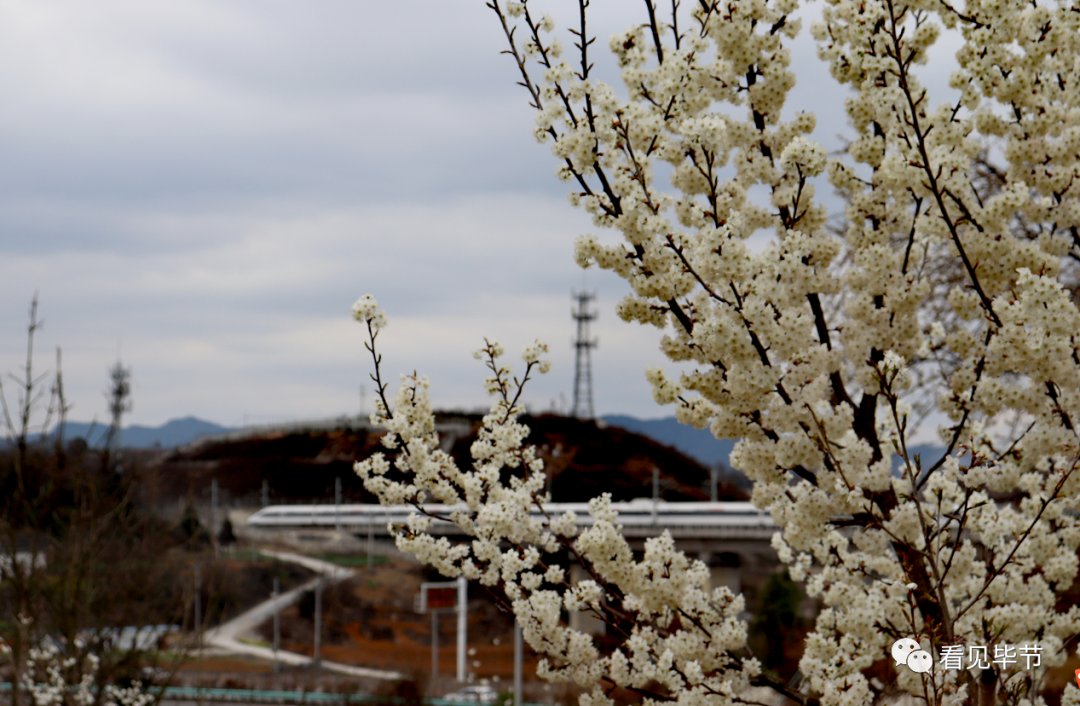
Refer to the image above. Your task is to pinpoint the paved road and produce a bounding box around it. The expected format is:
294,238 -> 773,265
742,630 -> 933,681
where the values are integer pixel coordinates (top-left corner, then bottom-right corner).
201,550 -> 401,681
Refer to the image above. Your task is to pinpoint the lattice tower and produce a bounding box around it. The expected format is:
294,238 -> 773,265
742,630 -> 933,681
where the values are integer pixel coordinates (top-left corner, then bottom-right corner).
571,291 -> 597,419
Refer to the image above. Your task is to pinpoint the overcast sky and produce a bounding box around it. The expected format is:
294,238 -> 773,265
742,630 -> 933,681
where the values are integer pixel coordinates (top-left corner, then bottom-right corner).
1,2 -> 948,429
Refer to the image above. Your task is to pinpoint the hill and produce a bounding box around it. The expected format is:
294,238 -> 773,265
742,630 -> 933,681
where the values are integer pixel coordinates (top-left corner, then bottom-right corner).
59,416 -> 236,449
145,413 -> 748,507
55,412 -> 942,484
56,412 -> 739,469
52,412 -> 744,469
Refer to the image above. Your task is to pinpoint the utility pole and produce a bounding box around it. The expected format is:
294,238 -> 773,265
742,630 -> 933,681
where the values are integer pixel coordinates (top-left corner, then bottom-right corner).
652,467 -> 660,526
514,622 -> 523,706
313,578 -> 323,668
193,564 -> 202,650
456,576 -> 467,682
334,477 -> 342,532
571,292 -> 597,419
272,578 -> 281,673
431,611 -> 440,678
367,521 -> 374,568
210,478 -> 219,554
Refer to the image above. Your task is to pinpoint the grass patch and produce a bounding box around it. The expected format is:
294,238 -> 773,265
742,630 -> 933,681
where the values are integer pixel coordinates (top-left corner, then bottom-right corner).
221,547 -> 268,562
237,636 -> 271,648
315,553 -> 388,568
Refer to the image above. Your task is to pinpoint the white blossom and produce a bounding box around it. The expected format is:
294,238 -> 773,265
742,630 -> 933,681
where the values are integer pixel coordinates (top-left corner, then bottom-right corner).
350,293 -> 386,331
353,0 -> 1080,703
16,641 -> 154,706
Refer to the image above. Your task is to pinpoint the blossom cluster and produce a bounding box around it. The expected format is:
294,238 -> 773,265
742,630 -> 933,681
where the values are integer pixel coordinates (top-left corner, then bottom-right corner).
353,303 -> 759,705
355,0 -> 1080,703
10,640 -> 154,706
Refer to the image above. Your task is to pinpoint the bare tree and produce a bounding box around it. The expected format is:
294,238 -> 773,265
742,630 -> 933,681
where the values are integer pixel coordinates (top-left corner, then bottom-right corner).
1,298 -> 184,706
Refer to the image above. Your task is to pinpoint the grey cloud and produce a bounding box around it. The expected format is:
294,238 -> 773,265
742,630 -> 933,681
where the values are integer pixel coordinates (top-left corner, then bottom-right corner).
3,2 -> 958,427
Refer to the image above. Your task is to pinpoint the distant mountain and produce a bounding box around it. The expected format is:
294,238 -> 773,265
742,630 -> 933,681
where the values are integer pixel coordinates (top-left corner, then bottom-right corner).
602,414 -> 947,474
61,416 -> 236,449
53,410 -> 949,465
602,415 -> 735,468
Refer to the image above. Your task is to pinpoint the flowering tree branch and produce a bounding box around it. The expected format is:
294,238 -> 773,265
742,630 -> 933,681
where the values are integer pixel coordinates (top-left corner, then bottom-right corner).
354,0 -> 1080,703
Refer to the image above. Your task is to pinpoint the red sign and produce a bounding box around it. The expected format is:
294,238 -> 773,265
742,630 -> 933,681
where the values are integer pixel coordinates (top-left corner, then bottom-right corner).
426,587 -> 456,610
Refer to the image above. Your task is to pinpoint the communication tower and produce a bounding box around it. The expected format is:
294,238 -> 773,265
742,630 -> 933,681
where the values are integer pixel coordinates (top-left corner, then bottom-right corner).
571,292 -> 597,419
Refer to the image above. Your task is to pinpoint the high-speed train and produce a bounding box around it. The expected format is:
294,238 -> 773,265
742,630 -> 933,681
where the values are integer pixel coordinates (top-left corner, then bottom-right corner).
246,500 -> 774,537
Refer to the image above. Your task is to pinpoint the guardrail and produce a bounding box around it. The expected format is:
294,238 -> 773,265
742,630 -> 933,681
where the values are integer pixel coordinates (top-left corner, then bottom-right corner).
1,684 -> 539,706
